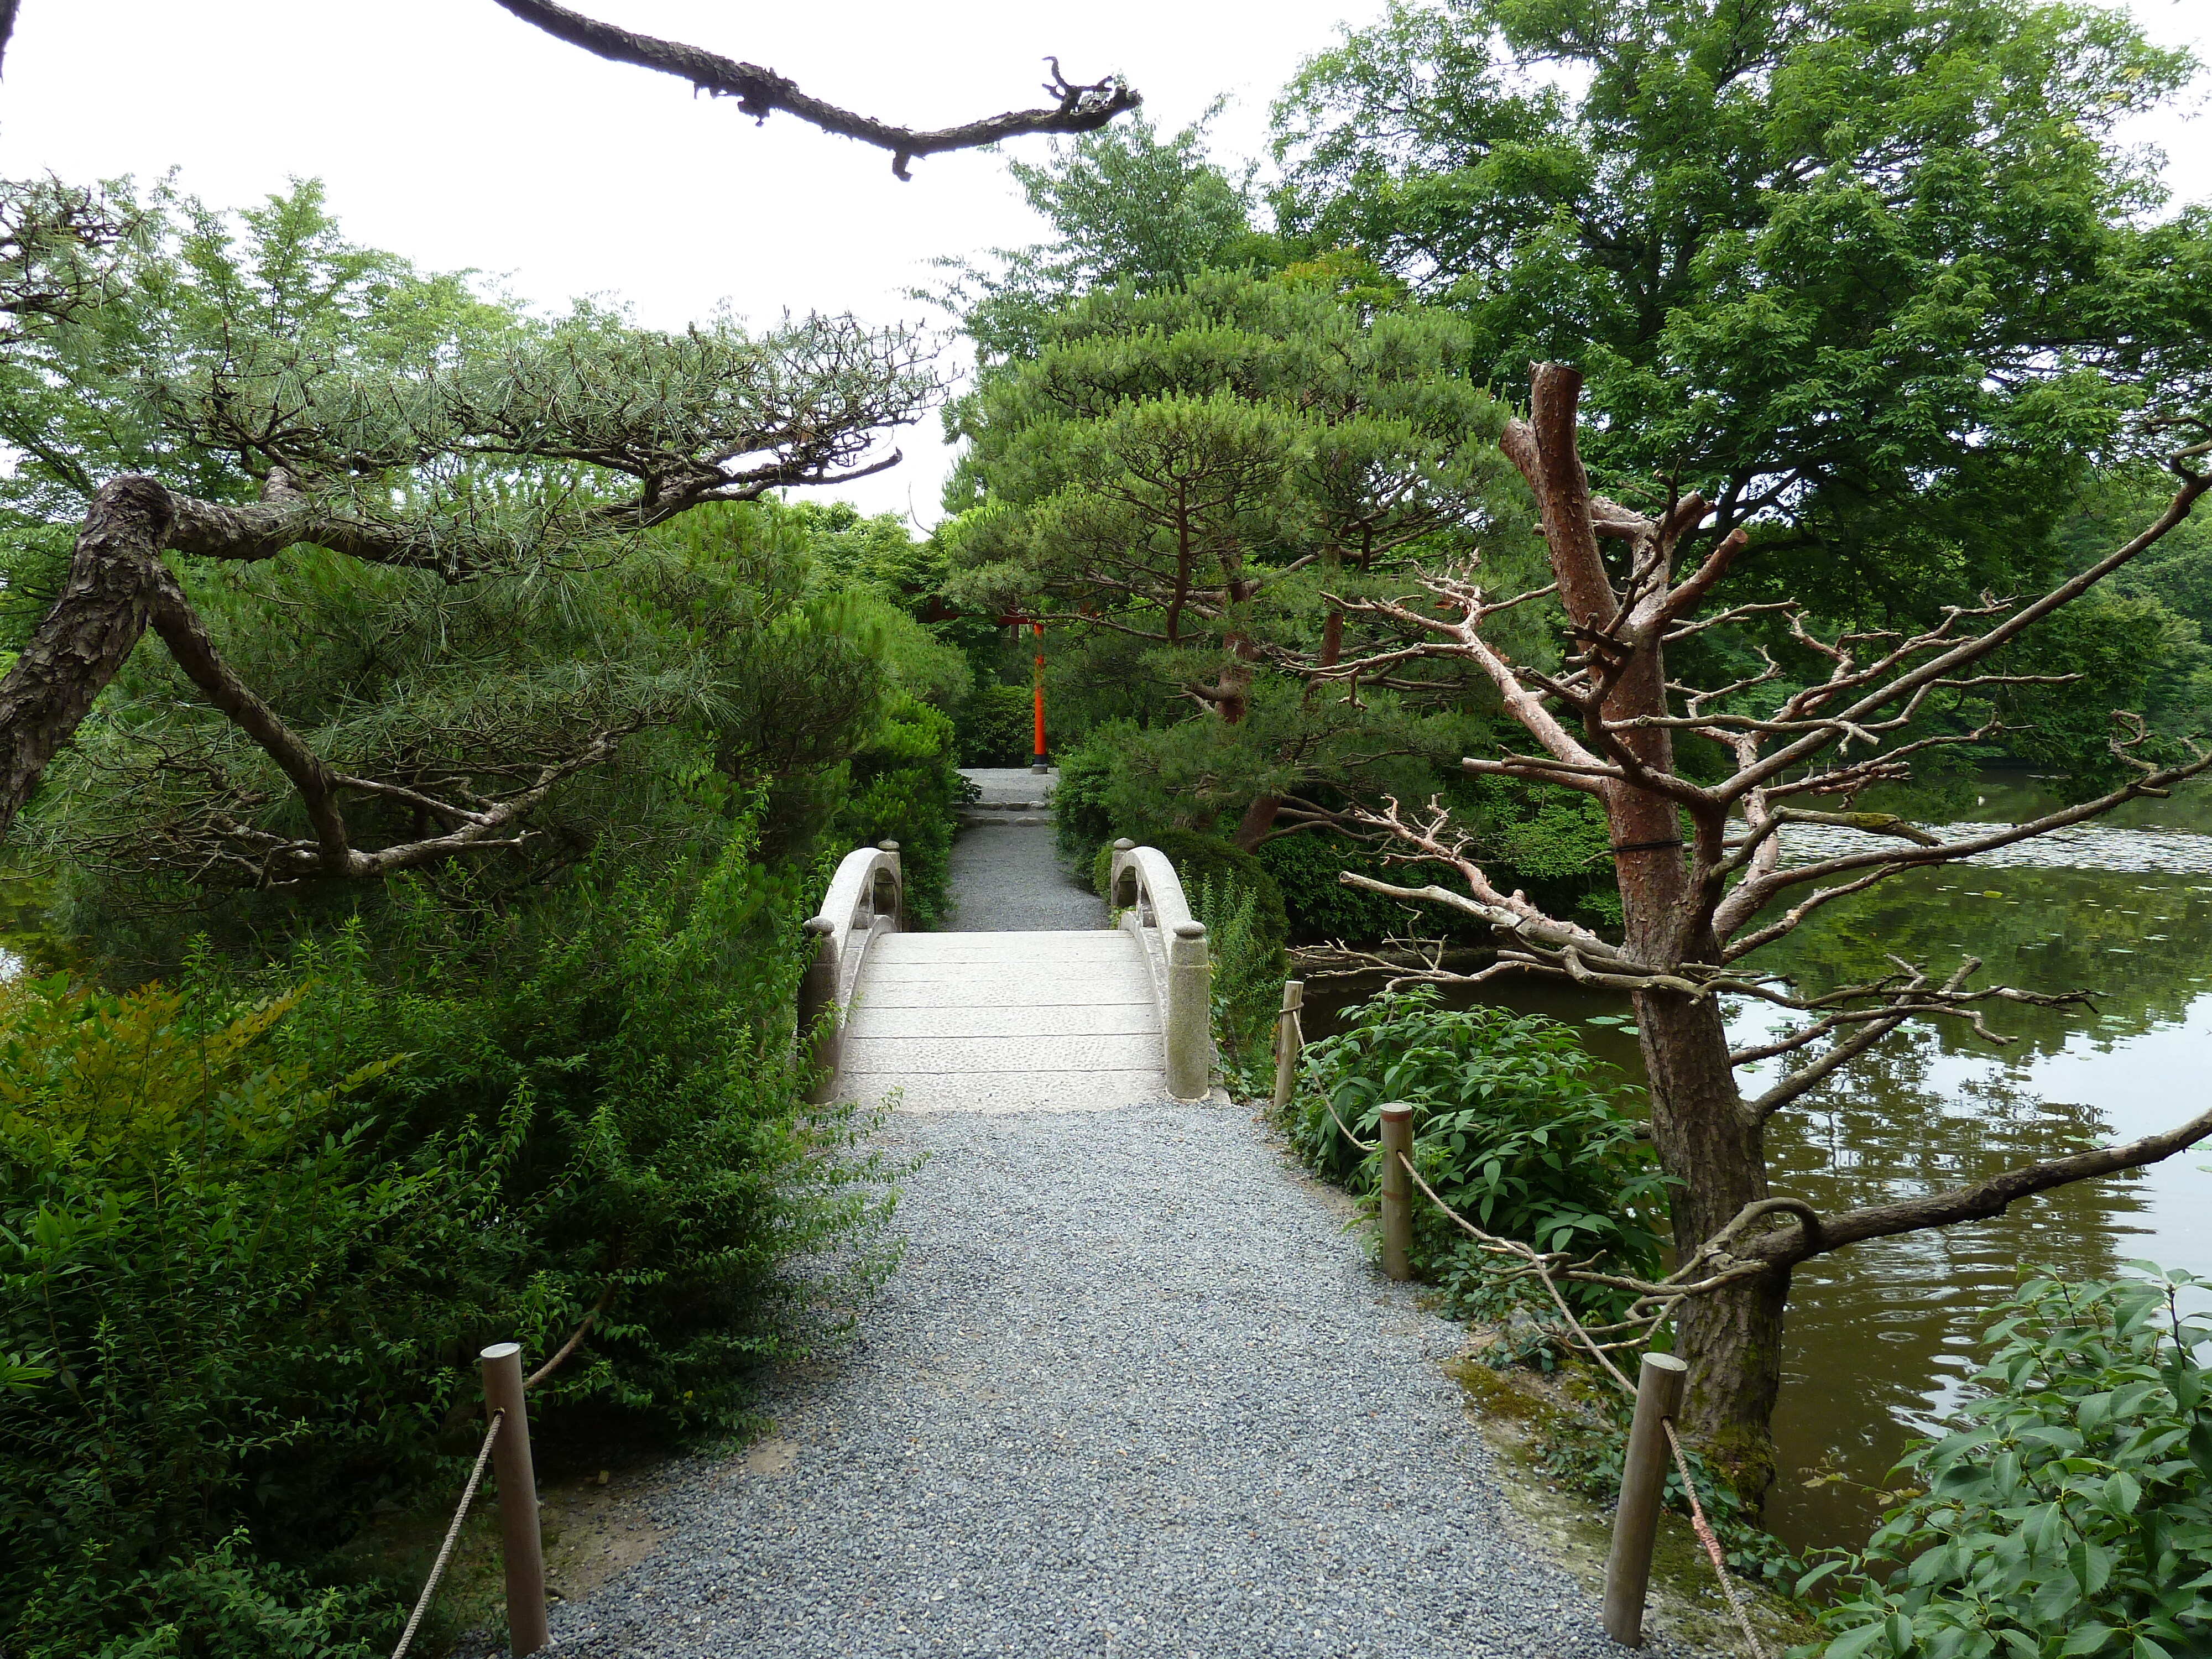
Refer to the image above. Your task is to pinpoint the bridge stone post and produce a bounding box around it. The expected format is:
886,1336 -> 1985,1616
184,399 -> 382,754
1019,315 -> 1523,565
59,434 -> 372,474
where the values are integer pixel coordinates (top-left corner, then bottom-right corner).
1166,920 -> 1211,1100
799,915 -> 841,1104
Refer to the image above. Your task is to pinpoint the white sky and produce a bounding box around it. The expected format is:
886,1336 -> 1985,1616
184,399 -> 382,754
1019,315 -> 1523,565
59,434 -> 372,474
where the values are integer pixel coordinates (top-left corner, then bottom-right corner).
3,0 -> 2205,526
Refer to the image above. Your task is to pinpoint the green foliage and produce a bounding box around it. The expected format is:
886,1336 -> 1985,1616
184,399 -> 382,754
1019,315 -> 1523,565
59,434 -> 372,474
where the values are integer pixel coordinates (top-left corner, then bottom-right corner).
1287,989 -> 1668,1323
1,832 -> 905,1657
1050,724 -> 1124,872
1191,874 -> 1288,1094
2,177 -> 937,912
927,107 -> 1275,365
1269,0 -> 2212,785
1274,0 -> 2211,629
1092,829 -> 1289,960
956,682 -> 1038,768
1,974 -> 413,1657
945,267 -> 1525,842
1804,1266 -> 2212,1659
1255,831 -> 1434,944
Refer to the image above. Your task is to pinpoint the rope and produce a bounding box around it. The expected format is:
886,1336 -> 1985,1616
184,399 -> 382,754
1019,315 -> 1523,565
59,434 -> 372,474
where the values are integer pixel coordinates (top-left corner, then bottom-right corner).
1392,1148 -> 1635,1395
1391,1148 -> 1766,1659
1325,1095 -> 1379,1152
390,1409 -> 504,1659
1665,1418 -> 1770,1659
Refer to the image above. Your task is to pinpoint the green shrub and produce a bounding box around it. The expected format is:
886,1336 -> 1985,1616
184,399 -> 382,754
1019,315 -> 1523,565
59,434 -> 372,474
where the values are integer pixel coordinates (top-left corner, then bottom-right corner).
955,681 -> 1036,767
1,836 -> 906,1657
1286,988 -> 1668,1326
1051,725 -> 1124,871
1255,830 -> 1484,945
1192,875 -> 1287,1094
1,972 -> 424,1657
835,689 -> 964,927
1802,1265 -> 2212,1659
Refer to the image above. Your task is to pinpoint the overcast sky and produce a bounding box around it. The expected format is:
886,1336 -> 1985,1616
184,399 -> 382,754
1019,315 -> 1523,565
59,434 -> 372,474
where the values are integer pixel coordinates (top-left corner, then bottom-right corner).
3,0 -> 2205,525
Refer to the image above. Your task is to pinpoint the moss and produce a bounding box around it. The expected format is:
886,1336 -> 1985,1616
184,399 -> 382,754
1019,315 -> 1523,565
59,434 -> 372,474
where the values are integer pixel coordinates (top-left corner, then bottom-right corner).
1446,1355 -> 1818,1654
1703,1423 -> 1780,1510
1448,1355 -> 1549,1422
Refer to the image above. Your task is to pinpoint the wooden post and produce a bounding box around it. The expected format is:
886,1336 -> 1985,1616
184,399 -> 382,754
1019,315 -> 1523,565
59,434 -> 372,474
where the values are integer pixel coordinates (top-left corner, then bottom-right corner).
479,1343 -> 549,1657
1378,1102 -> 1413,1281
1272,980 -> 1304,1110
1030,619 -> 1048,773
1604,1351 -> 1689,1646
799,915 -> 839,1104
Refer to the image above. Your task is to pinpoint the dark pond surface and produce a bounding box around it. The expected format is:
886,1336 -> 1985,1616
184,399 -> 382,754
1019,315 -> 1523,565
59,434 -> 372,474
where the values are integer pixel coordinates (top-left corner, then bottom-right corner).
1303,776 -> 2212,1557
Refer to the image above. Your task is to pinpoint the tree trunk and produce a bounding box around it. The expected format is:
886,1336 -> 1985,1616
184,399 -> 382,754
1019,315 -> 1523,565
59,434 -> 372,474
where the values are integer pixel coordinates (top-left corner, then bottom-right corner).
1634,985 -> 1788,1503
0,475 -> 170,841
1233,794 -> 1281,849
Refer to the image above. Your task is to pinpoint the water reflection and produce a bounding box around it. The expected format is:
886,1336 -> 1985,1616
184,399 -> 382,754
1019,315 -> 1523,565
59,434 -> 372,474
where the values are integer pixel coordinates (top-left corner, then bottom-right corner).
1302,816 -> 2212,1558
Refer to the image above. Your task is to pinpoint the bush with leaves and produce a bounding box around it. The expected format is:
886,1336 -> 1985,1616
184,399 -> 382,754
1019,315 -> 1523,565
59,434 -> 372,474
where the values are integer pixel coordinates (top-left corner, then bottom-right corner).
1191,874 -> 1287,1094
1,829 -> 906,1658
1287,988 -> 1668,1327
954,682 -> 1038,768
1801,1266 -> 2212,1659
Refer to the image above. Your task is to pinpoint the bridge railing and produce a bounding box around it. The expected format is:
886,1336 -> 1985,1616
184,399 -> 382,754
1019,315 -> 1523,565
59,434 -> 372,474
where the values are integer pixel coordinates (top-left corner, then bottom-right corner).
799,839 -> 903,1102
1107,839 -> 1211,1100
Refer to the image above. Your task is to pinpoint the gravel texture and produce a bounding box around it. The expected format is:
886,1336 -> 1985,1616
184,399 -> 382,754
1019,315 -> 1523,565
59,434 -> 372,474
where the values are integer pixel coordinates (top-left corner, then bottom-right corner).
943,823 -> 1105,932
547,1105 -> 1644,1659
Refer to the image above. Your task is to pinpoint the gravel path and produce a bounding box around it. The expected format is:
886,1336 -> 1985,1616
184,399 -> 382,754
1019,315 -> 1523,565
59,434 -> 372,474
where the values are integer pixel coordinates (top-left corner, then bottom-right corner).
547,1105 -> 1639,1659
944,824 -> 1105,932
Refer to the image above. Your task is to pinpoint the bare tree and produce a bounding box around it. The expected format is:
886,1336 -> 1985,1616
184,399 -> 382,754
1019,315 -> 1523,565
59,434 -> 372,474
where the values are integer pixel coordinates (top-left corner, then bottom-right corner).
1312,362 -> 2212,1491
491,0 -> 1140,179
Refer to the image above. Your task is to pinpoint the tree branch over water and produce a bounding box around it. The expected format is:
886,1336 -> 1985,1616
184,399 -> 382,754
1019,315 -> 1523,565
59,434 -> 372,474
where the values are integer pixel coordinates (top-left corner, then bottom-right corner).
1300,364 -> 2212,1455
490,0 -> 1142,178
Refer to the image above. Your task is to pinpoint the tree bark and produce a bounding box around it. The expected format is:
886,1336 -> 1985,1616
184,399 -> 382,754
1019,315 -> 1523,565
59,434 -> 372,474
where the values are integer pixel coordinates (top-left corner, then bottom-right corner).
1635,986 -> 1788,1496
1233,793 -> 1281,849
1510,363 -> 1792,1500
0,475 -> 169,839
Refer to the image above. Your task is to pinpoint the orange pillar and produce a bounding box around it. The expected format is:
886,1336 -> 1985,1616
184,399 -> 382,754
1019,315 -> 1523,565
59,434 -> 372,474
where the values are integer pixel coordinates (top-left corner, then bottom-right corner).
1030,620 -> 1047,774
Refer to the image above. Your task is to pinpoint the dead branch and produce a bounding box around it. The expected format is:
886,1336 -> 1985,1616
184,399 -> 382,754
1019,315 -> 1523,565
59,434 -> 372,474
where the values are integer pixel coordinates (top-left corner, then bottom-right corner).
491,0 -> 1140,179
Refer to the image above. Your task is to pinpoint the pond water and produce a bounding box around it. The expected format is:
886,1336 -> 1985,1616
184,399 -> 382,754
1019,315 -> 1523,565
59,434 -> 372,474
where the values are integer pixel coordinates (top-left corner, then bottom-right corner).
1304,775 -> 2212,1558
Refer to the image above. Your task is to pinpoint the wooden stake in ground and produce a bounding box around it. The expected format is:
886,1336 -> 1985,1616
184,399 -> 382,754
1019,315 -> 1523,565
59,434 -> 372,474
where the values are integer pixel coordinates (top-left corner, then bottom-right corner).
1605,1352 -> 1688,1645
481,1342 -> 550,1657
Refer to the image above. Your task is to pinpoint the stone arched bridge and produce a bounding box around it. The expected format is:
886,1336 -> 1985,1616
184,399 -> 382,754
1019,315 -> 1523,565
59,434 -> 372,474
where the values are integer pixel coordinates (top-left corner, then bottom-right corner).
798,837 -> 1213,1110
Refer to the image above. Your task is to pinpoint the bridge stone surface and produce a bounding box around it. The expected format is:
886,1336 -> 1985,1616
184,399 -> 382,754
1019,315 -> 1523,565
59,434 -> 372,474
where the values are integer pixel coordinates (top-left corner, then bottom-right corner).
837,769 -> 1170,1112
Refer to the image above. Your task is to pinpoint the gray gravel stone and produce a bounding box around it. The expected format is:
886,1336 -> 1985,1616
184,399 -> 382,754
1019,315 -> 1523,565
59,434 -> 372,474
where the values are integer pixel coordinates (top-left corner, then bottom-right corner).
546,1104 -> 1647,1658
944,825 -> 1105,932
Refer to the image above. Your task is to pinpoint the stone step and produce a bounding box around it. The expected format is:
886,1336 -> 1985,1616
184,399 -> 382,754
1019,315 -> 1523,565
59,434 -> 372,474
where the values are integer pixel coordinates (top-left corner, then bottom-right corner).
841,1070 -> 1166,1114
846,1002 -> 1159,1040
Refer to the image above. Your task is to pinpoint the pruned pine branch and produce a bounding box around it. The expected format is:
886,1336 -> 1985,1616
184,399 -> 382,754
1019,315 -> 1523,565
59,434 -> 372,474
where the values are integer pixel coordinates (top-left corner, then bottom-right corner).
491,0 -> 1140,179
0,314 -> 935,862
0,178 -> 137,340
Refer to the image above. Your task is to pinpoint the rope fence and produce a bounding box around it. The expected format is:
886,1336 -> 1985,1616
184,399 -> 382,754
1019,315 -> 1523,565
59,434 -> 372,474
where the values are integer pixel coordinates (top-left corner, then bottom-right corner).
390,1410 -> 504,1659
1384,1134 -> 1771,1656
386,1292 -> 608,1659
1272,989 -> 1772,1653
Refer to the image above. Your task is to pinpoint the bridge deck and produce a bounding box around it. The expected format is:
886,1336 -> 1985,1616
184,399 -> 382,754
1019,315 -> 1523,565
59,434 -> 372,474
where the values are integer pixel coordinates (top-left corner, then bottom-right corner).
841,931 -> 1167,1112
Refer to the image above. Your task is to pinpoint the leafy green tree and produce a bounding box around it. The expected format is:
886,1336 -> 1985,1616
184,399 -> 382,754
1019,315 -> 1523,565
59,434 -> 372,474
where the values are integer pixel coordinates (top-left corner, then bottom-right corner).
944,268 -> 1523,846
1272,0 -> 2212,634
0,179 -> 936,883
929,108 -> 1271,363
